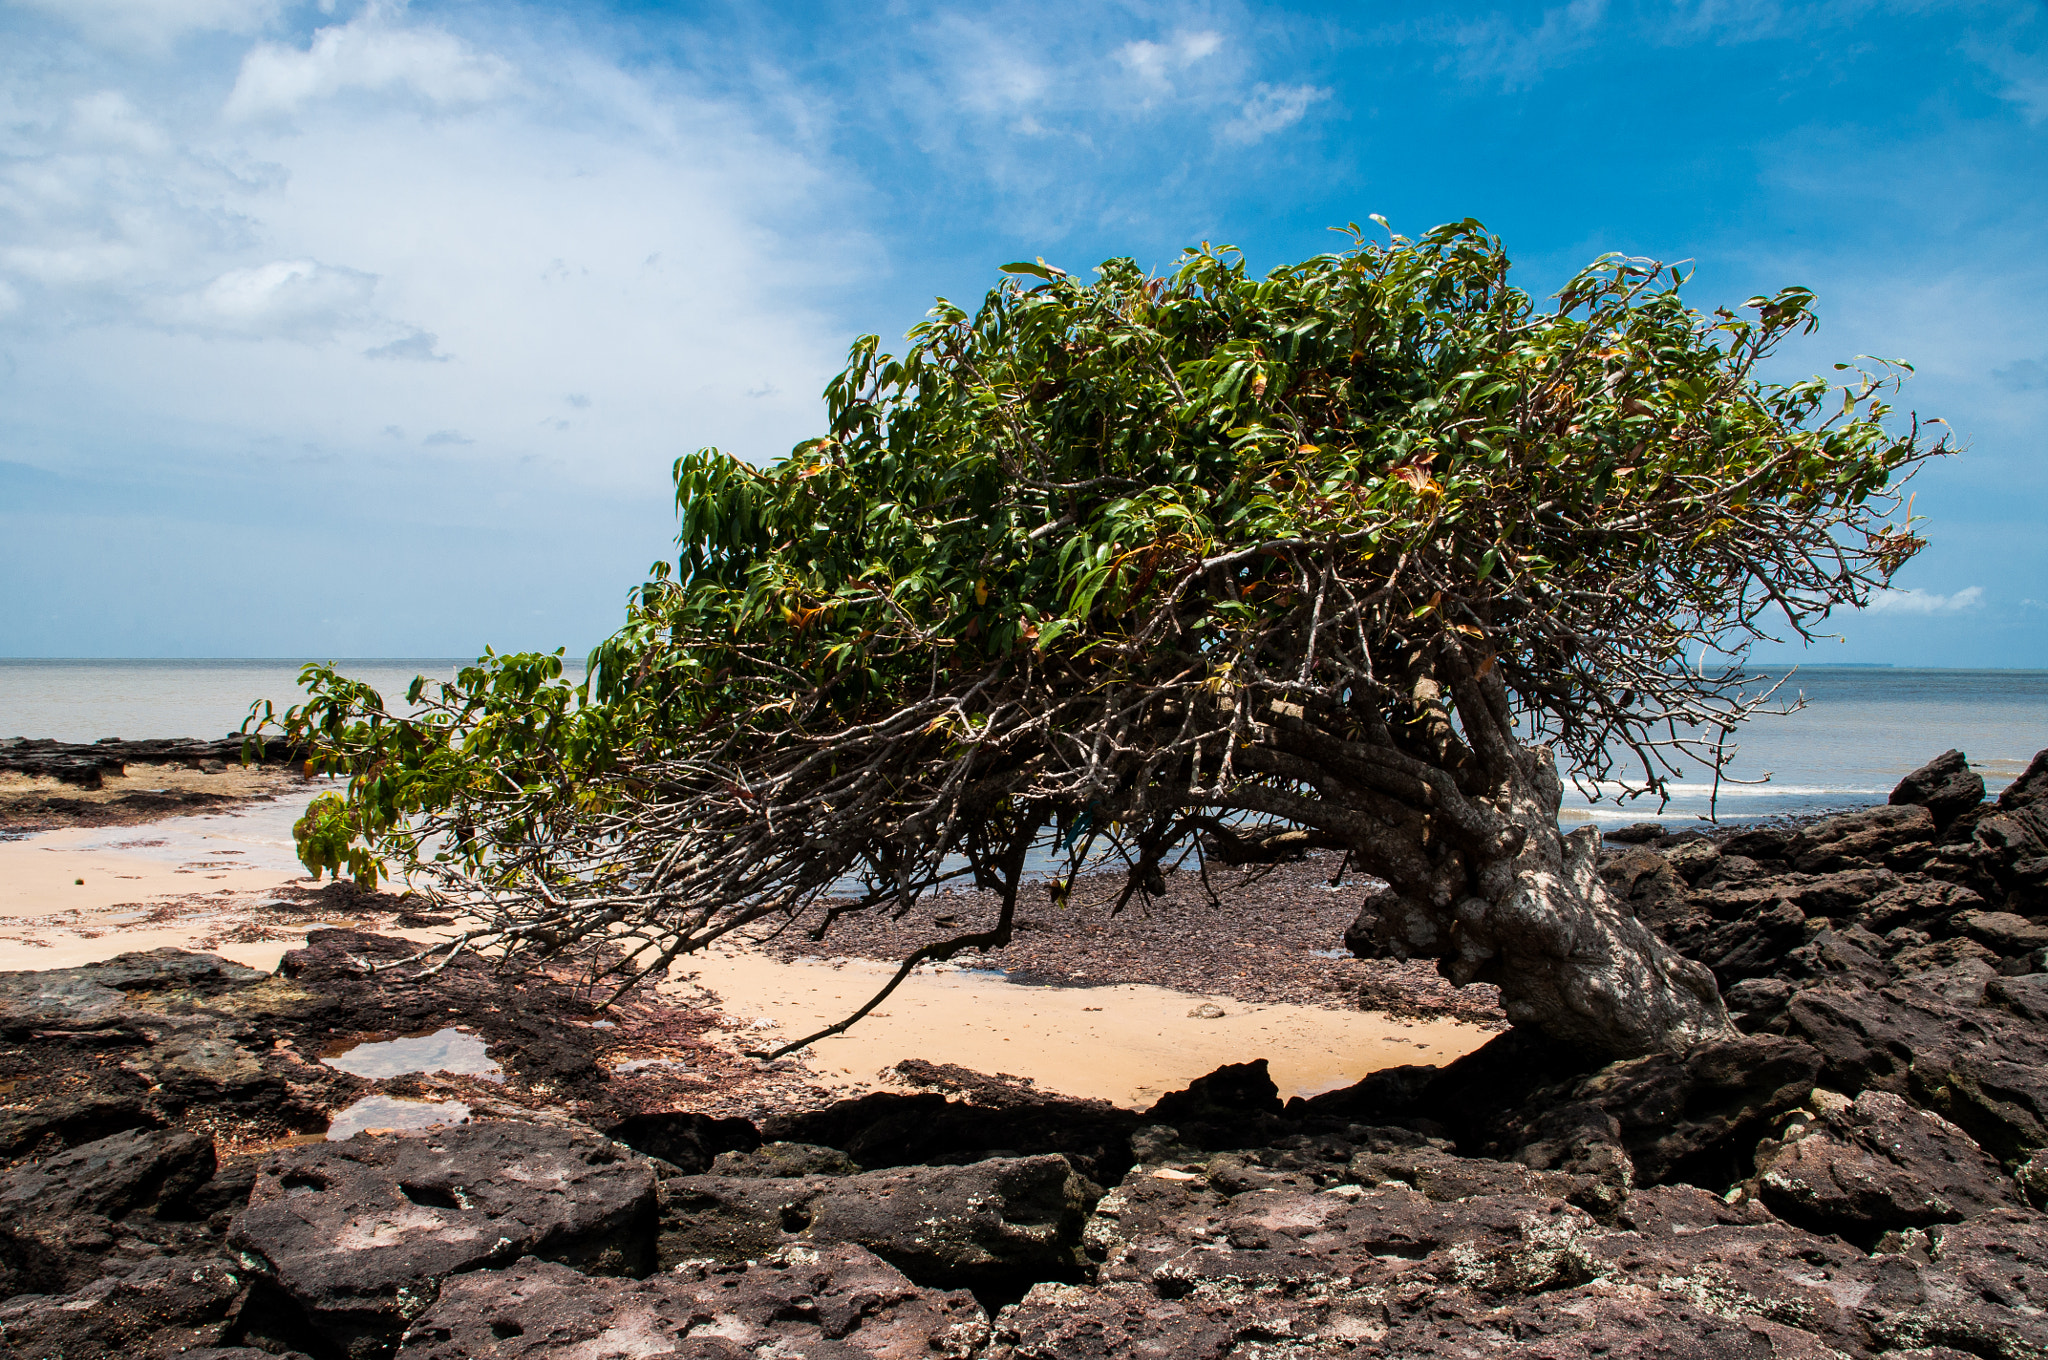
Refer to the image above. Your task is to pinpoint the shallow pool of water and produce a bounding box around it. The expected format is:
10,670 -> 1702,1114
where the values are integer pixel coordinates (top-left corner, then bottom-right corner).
325,1094 -> 471,1140
321,1027 -> 503,1082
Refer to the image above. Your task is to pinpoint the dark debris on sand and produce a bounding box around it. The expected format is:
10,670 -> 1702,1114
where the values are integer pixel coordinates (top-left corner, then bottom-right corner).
763,852 -> 1508,1026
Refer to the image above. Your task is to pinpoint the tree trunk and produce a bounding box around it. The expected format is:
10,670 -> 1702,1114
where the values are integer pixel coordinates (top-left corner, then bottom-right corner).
1347,745 -> 1732,1059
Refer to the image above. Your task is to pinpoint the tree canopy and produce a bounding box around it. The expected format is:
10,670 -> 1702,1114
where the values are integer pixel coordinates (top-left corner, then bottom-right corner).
256,220 -> 1940,1047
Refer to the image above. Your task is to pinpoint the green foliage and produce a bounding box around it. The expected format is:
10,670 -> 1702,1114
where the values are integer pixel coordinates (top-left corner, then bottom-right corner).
292,790 -> 382,884
245,219 -> 1941,985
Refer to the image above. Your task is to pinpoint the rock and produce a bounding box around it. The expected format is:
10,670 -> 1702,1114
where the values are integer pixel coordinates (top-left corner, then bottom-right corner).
1756,1089 -> 2019,1237
1893,750 -> 1988,829
395,1246 -> 988,1359
1787,804 -> 1936,872
1604,823 -> 1671,844
1551,1034 -> 1822,1186
1987,972 -> 2048,1023
0,1091 -> 157,1157
1724,977 -> 1793,1017
1895,936 -> 1999,974
0,1254 -> 250,1358
1857,1210 -> 2048,1359
1952,910 -> 2048,954
0,950 -> 268,1036
658,1154 -> 1091,1290
1863,879 -> 1987,932
710,1141 -> 860,1178
764,1080 -> 1137,1189
227,1121 -> 657,1360
2016,1149 -> 2048,1209
1788,981 -> 2048,1163
602,1111 -> 760,1174
0,1128 -> 219,1294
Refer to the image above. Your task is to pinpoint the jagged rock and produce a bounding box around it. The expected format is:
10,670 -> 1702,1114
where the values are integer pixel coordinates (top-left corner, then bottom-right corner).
1541,1034 -> 1822,1186
1952,910 -> 2048,955
1987,972 -> 2048,1023
1863,879 -> 1987,932
1858,1210 -> 2048,1359
227,1122 -> 657,1360
0,1091 -> 157,1157
394,1246 -> 988,1359
1755,1089 -> 2019,1237
0,950 -> 269,1036
710,1141 -> 861,1178
763,1081 -> 1137,1188
1789,981 -> 2048,1163
0,1128 -> 219,1294
1787,804 -> 1937,873
1893,750 -> 1988,829
657,1154 -> 1091,1289
0,1254 -> 251,1358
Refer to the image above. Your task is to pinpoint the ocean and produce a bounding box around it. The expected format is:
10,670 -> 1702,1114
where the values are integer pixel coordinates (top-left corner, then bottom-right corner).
2,659 -> 2042,829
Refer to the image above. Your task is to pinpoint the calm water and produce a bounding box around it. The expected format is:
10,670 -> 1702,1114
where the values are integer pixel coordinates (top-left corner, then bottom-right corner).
1,660 -> 2041,828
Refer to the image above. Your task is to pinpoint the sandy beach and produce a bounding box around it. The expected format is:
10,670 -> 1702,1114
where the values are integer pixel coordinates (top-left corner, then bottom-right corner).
0,788 -> 1494,1110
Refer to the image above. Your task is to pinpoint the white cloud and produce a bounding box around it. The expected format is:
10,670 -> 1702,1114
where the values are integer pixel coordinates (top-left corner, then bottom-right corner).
6,0 -> 281,49
1222,82 -> 1330,144
1117,30 -> 1224,88
1866,585 -> 1986,615
1971,44 -> 2048,124
226,4 -> 512,119
176,258 -> 379,339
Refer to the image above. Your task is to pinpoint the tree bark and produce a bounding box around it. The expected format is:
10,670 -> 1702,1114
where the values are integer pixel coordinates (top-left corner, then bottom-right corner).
1345,744 -> 1733,1059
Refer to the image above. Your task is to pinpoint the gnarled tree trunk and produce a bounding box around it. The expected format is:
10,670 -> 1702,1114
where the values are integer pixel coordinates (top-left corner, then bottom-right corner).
1343,744 -> 1729,1057
1230,660 -> 1732,1060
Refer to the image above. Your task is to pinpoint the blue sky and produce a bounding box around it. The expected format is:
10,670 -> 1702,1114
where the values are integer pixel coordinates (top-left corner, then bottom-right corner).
1,0 -> 2042,665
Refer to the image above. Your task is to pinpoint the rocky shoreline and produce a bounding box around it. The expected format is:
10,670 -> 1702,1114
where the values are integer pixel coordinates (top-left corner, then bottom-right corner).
0,735 -> 308,833
1,746 -> 2046,1357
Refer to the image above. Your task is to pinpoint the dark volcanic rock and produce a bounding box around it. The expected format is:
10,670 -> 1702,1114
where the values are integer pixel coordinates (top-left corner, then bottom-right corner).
0,1127 -> 219,1294
227,1121 -> 657,1360
0,949 -> 267,1035
711,1140 -> 861,1178
395,1246 -> 988,1359
1858,1210 -> 2048,1359
657,1154 -> 1092,1291
1893,749 -> 1988,829
0,1254 -> 250,1358
1755,1089 -> 2020,1238
603,1110 -> 760,1174
1787,804 -> 1937,873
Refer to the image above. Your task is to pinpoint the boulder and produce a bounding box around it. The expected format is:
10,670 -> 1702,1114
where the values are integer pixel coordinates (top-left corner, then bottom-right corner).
1892,750 -> 1988,829
1542,1034 -> 1822,1185
710,1141 -> 860,1178
1857,1210 -> 2048,1359
1787,804 -> 1936,873
0,1254 -> 250,1359
227,1121 -> 657,1360
0,1128 -> 219,1294
657,1154 -> 1091,1289
394,1246 -> 988,1359
1756,1089 -> 2019,1237
1952,910 -> 2048,955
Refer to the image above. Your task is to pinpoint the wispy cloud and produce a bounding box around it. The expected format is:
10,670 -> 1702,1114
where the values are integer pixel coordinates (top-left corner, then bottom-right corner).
1222,82 -> 1330,143
1866,585 -> 1986,615
1116,30 -> 1224,90
8,0 -> 282,50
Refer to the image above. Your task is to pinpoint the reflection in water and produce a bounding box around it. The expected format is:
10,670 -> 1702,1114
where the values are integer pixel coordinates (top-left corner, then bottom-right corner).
322,1027 -> 503,1081
325,1094 -> 471,1140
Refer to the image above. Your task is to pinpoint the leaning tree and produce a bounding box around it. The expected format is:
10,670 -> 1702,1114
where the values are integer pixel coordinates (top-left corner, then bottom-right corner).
260,220 -> 1941,1058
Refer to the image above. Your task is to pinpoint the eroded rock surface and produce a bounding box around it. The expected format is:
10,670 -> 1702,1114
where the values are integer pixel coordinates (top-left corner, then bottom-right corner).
395,1245 -> 988,1359
228,1122 -> 657,1359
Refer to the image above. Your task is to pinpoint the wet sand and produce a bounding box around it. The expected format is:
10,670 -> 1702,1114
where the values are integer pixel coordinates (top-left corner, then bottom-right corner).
0,793 -> 1495,1110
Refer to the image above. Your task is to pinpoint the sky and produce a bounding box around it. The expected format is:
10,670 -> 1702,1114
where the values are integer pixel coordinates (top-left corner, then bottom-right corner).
0,0 -> 2042,666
